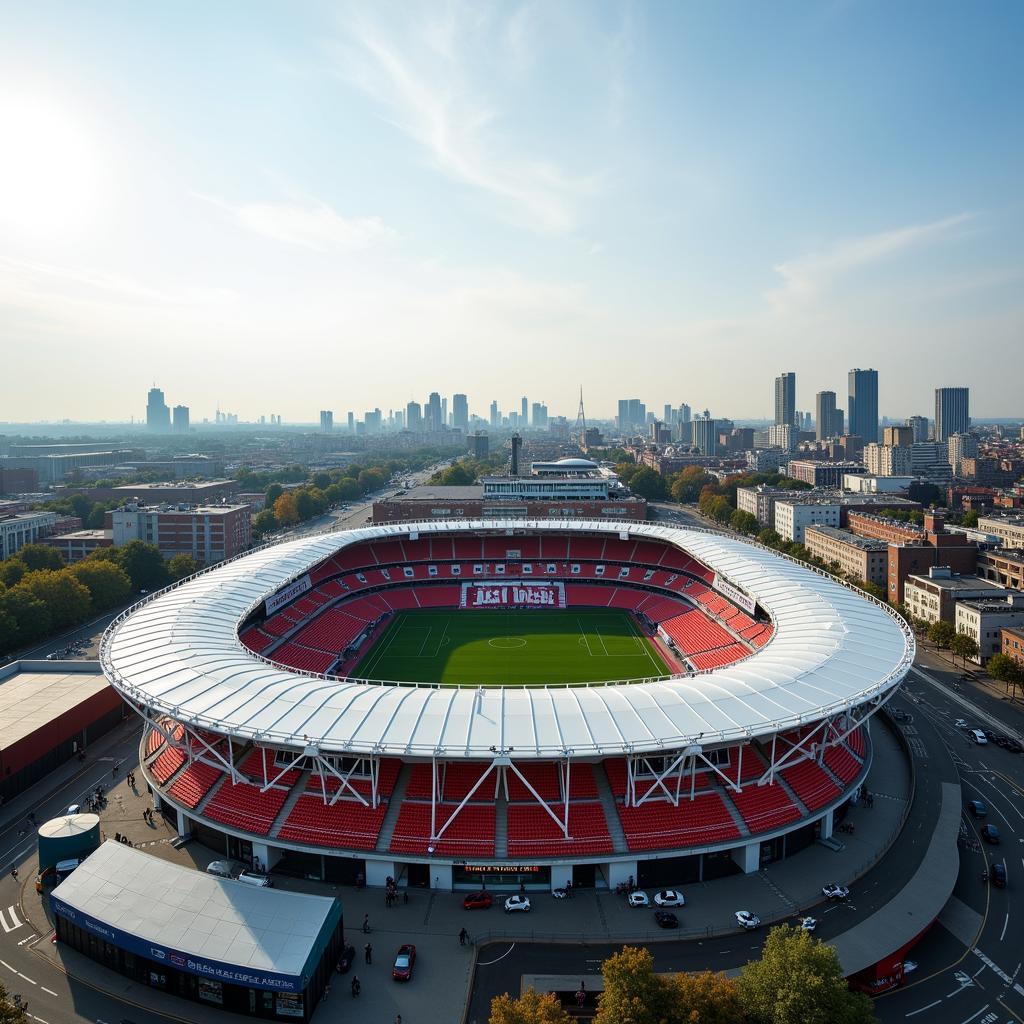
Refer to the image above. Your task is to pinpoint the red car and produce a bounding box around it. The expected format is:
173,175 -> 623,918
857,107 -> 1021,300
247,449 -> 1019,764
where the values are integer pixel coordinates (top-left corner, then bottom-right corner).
463,891 -> 492,910
393,943 -> 416,981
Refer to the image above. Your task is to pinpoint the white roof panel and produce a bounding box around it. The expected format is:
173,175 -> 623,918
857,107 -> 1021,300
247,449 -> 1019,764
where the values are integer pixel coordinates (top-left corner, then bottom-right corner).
102,520 -> 913,758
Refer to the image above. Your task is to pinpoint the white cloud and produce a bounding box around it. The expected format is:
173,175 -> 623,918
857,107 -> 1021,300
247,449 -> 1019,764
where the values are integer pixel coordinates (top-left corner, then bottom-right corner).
329,4 -> 598,234
766,212 -> 973,313
195,193 -> 396,251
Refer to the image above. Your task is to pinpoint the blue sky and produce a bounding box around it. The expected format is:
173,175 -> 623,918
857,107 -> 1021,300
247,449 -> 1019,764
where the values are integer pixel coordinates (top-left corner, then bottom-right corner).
0,1 -> 1021,423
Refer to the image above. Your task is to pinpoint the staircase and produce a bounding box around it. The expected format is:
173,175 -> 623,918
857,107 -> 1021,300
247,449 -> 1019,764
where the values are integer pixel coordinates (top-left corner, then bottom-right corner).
594,764 -> 629,854
269,771 -> 310,838
716,783 -> 751,838
493,791 -> 509,860
375,763 -> 412,852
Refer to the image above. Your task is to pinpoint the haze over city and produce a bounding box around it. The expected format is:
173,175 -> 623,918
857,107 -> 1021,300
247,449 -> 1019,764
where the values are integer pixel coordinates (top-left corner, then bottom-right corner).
2,1 -> 1023,421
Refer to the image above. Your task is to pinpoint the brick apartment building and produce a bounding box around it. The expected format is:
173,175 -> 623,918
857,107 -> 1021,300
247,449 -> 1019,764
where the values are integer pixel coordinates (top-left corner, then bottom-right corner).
107,503 -> 251,564
803,525 -> 888,587
977,549 -> 1024,591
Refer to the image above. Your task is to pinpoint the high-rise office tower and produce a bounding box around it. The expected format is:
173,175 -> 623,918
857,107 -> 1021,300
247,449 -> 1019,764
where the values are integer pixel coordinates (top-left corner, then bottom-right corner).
452,394 -> 469,432
617,400 -> 630,431
319,410 -> 333,432
848,368 -> 879,444
489,401 -> 500,428
934,387 -> 970,442
531,402 -> 548,429
425,392 -> 442,432
346,411 -> 354,432
441,397 -> 448,428
694,412 -> 717,455
815,391 -> 838,440
774,372 -> 796,427
406,401 -> 422,431
521,396 -> 528,425
146,386 -> 171,432
172,405 -> 189,433
907,415 -> 929,443
663,403 -> 673,425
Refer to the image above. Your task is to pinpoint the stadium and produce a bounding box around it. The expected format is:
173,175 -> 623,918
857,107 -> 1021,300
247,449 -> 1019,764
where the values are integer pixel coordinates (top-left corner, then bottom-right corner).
101,519 -> 914,892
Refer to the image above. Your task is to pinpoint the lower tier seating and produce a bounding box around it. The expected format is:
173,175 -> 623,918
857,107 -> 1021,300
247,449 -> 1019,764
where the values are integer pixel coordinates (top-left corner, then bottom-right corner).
389,802 -> 496,857
204,781 -> 290,835
616,792 -> 741,850
150,747 -> 185,784
730,782 -> 802,834
168,762 -> 223,809
278,795 -> 388,850
506,802 -> 613,857
782,759 -> 840,811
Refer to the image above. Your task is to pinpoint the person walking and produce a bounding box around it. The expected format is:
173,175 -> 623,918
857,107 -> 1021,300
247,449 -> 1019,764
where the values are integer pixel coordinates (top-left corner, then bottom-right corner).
459,927 -> 468,946
10,868 -> 18,882
350,974 -> 360,997
362,913 -> 370,933
364,943 -> 372,965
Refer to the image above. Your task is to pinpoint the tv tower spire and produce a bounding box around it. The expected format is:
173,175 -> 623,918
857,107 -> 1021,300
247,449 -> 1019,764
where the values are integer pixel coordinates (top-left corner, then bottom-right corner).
573,387 -> 588,451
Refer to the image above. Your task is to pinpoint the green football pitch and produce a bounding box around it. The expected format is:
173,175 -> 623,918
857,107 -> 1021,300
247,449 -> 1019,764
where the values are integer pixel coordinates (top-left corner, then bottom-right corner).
352,609 -> 671,686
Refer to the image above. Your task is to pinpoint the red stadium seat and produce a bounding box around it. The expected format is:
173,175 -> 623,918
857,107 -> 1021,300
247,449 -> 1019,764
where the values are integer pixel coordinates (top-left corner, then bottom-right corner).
730,782 -> 802,834
507,802 -> 613,857
616,792 -> 740,850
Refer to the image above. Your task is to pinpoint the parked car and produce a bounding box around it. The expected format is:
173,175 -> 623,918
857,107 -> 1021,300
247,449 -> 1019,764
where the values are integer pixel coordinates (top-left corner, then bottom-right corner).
1004,739 -> 1023,754
797,916 -> 817,932
968,799 -> 987,818
981,824 -> 1001,844
971,729 -> 988,745
504,895 -> 531,914
463,891 -> 492,910
654,910 -> 679,929
653,890 -> 685,908
206,860 -> 243,879
822,882 -> 850,899
735,910 -> 760,930
990,863 -> 1007,888
627,891 -> 650,908
392,944 -> 416,981
336,944 -> 356,974
954,719 -> 969,730
66,804 -> 80,815
902,960 -> 918,975
237,870 -> 272,887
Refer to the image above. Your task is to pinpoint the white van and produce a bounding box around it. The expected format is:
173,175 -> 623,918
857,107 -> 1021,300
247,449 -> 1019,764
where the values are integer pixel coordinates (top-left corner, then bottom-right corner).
236,870 -> 273,888
971,729 -> 988,745
55,858 -> 81,880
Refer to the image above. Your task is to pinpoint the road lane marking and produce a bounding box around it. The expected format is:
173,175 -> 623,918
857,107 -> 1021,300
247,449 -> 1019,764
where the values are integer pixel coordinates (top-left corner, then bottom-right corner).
477,943 -> 517,966
973,949 -> 1016,986
957,1006 -> 989,1024
1000,913 -> 1009,941
18,971 -> 36,984
906,999 -> 942,1016
0,906 -> 24,932
41,987 -> 58,997
0,958 -> 15,972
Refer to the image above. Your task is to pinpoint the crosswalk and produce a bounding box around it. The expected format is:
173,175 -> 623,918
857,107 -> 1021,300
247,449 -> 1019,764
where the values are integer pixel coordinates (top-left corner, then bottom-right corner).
0,906 -> 23,933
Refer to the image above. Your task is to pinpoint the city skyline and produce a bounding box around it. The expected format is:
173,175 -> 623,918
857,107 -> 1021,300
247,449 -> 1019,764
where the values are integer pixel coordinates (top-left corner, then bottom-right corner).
1,3 -> 1023,422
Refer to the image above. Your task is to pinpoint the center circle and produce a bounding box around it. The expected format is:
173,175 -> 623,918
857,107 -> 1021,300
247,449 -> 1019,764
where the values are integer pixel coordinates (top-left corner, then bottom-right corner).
488,636 -> 527,649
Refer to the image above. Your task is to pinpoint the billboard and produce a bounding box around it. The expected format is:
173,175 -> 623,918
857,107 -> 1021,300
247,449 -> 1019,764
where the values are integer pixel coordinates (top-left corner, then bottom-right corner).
460,580 -> 566,609
711,574 -> 756,616
265,574 -> 311,616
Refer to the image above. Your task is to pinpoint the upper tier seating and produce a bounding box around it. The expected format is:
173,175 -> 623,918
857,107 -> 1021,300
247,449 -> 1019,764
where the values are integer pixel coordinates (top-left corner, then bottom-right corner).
292,609 -> 368,652
238,747 -> 302,787
204,780 -> 290,836
150,747 -> 186,784
616,792 -> 741,850
660,609 -> 735,655
272,643 -> 336,674
168,762 -> 223,809
847,725 -> 866,758
507,761 -> 562,802
781,758 -> 840,811
824,744 -> 862,784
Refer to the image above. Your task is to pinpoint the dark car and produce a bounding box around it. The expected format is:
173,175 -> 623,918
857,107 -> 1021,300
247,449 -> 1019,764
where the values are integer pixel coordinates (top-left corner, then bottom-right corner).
990,863 -> 1007,888
1005,739 -> 1023,754
654,910 -> 679,929
336,944 -> 356,974
968,799 -> 987,818
393,943 -> 416,981
463,891 -> 492,910
984,730 -> 999,743
981,824 -> 1001,845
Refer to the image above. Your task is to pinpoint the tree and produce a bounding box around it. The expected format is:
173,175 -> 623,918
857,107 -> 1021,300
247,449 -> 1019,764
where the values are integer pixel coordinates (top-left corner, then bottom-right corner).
116,540 -> 171,591
670,467 -> 714,503
0,587 -> 51,647
0,559 -> 26,588
963,509 -> 979,528
357,468 -> 386,492
928,620 -> 956,649
273,492 -> 299,527
13,544 -> 64,572
950,631 -> 980,667
986,653 -> 1023,684
594,946 -> 674,1024
730,509 -> 759,535
253,510 -> 278,536
334,478 -> 362,501
265,483 -> 284,506
68,560 -> 132,610
0,604 -> 17,654
489,989 -> 572,1024
738,925 -> 876,1024
15,570 -> 91,630
665,970 -> 744,1024
758,528 -> 783,548
627,468 -> 669,501
167,554 -> 199,581
0,978 -> 29,1023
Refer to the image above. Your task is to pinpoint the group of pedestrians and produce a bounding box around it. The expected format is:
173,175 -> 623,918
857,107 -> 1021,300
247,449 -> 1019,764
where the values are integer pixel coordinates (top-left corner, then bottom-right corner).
384,875 -> 407,907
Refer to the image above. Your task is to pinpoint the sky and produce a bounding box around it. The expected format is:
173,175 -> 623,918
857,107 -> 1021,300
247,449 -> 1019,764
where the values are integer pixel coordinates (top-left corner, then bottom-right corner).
1,1 -> 1022,424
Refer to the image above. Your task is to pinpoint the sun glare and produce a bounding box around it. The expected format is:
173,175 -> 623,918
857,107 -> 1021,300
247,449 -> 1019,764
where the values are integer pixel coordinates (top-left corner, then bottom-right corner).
0,93 -> 101,235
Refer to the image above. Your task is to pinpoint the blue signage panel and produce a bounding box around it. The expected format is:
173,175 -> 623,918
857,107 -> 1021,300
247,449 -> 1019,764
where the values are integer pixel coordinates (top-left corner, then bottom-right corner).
52,896 -> 303,992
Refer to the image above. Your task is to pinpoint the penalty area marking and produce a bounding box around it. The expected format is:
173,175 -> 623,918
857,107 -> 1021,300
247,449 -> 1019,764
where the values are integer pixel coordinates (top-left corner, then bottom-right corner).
488,636 -> 527,649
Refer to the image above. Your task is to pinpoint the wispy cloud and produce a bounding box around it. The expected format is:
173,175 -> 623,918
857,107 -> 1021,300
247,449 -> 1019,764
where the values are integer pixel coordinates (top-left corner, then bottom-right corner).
766,212 -> 974,313
195,193 -> 396,251
329,4 -> 598,234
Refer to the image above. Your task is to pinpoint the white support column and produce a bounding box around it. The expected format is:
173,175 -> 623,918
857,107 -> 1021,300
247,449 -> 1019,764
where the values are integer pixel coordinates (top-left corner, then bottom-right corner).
731,840 -> 760,875
250,842 -> 281,872
551,866 -> 573,893
606,860 -> 638,890
175,807 -> 190,839
365,860 -> 396,888
431,864 -> 453,891
820,808 -> 834,840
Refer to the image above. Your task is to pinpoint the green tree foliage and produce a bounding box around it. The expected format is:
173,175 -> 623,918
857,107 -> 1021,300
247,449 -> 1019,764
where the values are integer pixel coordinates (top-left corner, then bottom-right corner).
729,509 -> 760,535
68,560 -> 132,610
253,509 -> 278,536
167,553 -> 199,581
758,528 -> 783,548
594,946 -> 674,1024
0,586 -> 52,646
334,478 -> 362,501
357,468 -> 386,492
665,970 -> 744,1024
0,559 -> 26,588
738,925 -> 876,1024
274,492 -> 299,526
13,544 -> 65,572
986,653 -> 1024,685
928,620 -> 956,649
489,988 -> 573,1024
670,467 -> 715,503
0,978 -> 29,1023
265,483 -> 284,506
962,509 -> 979,528
115,540 -> 171,591
626,467 -> 669,501
950,631 -> 979,665
14,570 -> 91,630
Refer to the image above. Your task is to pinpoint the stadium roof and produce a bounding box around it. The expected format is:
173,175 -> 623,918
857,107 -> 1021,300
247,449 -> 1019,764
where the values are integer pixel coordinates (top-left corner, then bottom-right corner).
50,841 -> 340,989
101,520 -> 915,759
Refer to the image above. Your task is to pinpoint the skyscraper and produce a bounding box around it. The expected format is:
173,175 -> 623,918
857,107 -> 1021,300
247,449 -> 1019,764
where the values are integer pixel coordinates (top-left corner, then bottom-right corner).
426,392 -> 442,432
774,372 -> 796,427
521,396 -> 528,426
907,415 -> 929,443
848,368 -> 879,443
406,401 -> 422,431
489,401 -> 500,429
146,386 -> 170,432
346,411 -> 354,433
934,387 -> 970,442
452,394 -> 469,432
172,405 -> 189,434
815,391 -> 838,441
319,410 -> 333,432
694,412 -> 717,455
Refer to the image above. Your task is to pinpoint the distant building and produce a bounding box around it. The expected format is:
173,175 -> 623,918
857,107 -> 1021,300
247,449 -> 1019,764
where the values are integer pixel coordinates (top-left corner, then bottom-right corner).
883,426 -> 913,448
0,467 -> 38,495
319,410 -> 334,432
108,503 -> 251,564
467,431 -> 489,459
774,372 -> 796,427
172,405 -> 190,434
934,387 -> 970,443
1000,626 -> 1024,669
957,595 -> 1024,663
978,515 -> 1024,549
909,441 -> 952,482
907,416 -> 930,443
787,460 -> 864,488
815,391 -> 843,440
146,386 -> 171,433
44,529 -> 113,563
947,433 -> 978,476
774,499 -> 841,543
903,566 -> 1008,624
864,443 -> 912,477
848,368 -> 879,445
844,474 -> 914,494
976,549 -> 1024,591
453,394 -> 469,432
693,415 -> 718,456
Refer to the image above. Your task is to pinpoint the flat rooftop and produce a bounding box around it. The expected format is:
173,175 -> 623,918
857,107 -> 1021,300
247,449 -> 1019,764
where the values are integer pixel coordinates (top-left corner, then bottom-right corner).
905,574 -> 1006,594
51,842 -> 341,987
803,525 -> 887,551
0,662 -> 110,750
392,484 -> 484,499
